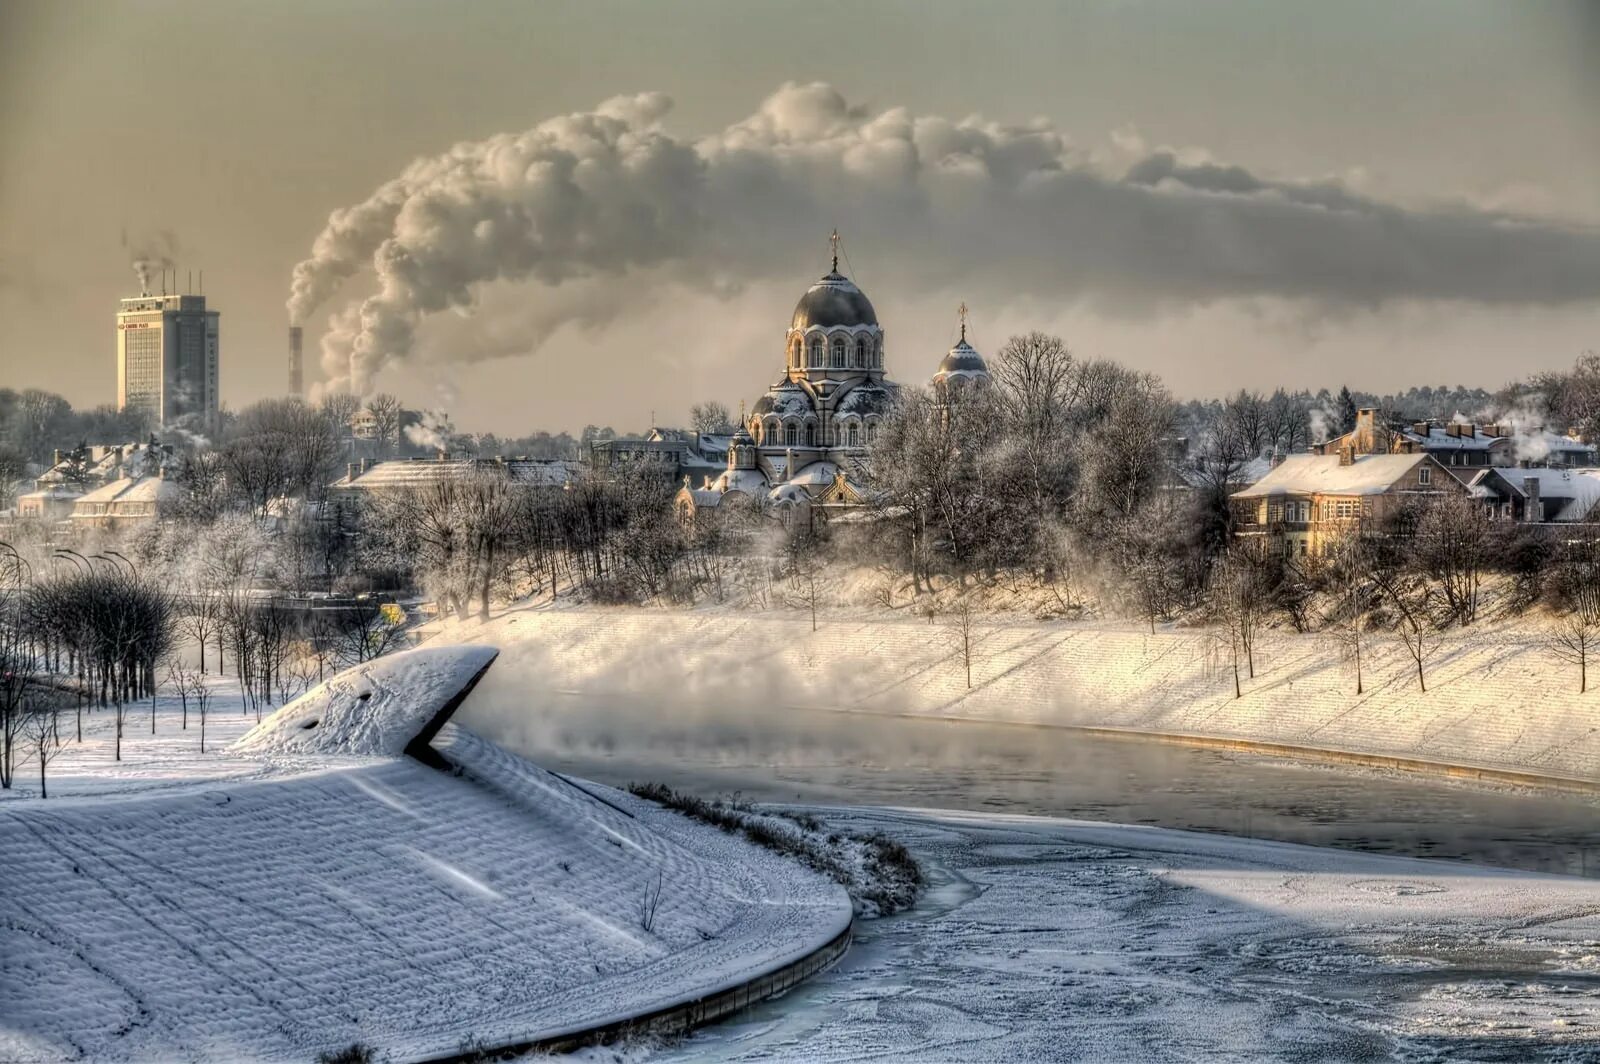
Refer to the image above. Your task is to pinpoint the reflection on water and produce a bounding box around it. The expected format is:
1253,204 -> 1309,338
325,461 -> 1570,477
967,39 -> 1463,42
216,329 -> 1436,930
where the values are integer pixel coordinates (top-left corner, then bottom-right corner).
458,686 -> 1600,879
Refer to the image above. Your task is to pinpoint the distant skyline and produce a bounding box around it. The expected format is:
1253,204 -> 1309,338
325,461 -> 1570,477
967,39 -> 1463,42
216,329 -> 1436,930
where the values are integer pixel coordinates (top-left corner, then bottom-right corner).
2,0 -> 1597,433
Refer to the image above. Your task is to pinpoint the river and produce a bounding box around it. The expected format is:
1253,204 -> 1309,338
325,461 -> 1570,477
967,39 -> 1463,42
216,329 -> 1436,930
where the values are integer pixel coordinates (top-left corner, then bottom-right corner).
458,689 -> 1600,880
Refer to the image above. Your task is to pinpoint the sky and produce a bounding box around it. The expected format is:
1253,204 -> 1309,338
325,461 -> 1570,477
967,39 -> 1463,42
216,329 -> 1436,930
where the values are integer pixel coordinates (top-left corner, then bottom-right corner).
1,0 -> 1597,434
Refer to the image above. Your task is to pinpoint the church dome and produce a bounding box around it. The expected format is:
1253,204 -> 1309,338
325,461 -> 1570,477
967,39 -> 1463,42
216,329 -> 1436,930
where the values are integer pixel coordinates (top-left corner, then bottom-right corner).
790,271 -> 878,330
932,334 -> 990,388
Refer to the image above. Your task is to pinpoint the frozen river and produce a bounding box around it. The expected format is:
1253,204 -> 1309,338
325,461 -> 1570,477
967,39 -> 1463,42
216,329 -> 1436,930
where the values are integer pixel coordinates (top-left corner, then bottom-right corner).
461,693 -> 1600,880
460,691 -> 1600,1060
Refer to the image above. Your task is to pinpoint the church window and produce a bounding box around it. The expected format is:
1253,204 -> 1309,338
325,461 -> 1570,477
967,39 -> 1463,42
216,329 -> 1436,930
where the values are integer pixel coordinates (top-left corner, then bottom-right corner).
785,422 -> 798,446
806,422 -> 816,446
809,339 -> 824,367
854,340 -> 868,368
872,340 -> 883,368
791,340 -> 802,368
831,338 -> 848,369
848,423 -> 859,447
866,422 -> 878,443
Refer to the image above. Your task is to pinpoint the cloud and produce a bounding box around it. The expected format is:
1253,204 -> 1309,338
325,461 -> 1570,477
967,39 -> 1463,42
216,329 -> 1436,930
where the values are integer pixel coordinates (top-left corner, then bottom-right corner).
289,81 -> 1600,396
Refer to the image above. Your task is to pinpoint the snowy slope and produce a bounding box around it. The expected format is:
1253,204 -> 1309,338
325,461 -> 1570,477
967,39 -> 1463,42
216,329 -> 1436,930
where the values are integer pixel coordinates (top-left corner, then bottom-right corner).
0,649 -> 851,1063
447,607 -> 1600,782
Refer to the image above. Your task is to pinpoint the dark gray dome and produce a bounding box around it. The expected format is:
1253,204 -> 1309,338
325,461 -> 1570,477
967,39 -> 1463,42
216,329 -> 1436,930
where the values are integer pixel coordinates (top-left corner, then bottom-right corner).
933,339 -> 990,384
791,272 -> 878,330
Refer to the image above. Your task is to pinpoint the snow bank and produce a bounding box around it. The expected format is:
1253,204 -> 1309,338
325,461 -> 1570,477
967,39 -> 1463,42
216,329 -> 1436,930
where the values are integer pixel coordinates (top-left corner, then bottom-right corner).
451,608 -> 1600,782
231,644 -> 497,759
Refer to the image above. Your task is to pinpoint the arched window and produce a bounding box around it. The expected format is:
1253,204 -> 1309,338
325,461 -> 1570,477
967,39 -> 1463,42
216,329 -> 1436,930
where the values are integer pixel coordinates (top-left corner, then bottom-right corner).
848,423 -> 859,447
873,340 -> 883,368
790,340 -> 802,368
809,338 -> 824,367
831,337 -> 848,369
785,422 -> 798,446
806,422 -> 816,446
854,340 -> 868,368
866,422 -> 878,443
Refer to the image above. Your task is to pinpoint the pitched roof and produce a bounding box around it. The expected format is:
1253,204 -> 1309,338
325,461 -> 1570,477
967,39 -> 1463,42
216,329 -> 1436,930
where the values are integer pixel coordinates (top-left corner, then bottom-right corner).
1233,453 -> 1430,498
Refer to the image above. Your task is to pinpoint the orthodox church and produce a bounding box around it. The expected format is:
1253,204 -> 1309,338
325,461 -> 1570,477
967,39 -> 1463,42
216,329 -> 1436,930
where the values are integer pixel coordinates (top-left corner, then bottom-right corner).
678,235 -> 990,517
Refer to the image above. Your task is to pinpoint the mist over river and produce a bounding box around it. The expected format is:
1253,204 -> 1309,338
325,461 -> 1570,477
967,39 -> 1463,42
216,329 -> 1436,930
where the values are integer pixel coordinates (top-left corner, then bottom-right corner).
458,681 -> 1600,880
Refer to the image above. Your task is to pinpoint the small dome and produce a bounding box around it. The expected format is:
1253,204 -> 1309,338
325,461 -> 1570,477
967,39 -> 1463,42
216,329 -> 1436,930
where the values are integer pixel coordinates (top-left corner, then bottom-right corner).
933,338 -> 990,386
791,272 -> 878,330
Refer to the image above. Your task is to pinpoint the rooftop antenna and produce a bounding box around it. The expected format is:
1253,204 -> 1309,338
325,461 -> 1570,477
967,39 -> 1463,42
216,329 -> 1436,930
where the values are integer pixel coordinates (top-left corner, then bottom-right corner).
830,228 -> 840,273
188,269 -> 193,294
199,269 -> 203,296
958,301 -> 969,343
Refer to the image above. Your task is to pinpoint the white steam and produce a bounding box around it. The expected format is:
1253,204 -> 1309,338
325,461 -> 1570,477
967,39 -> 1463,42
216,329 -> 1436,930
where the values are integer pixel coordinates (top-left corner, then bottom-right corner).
289,82 -> 1600,397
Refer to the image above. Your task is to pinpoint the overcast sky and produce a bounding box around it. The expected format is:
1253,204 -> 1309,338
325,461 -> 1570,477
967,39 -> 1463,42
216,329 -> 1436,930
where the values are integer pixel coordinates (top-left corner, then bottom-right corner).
2,0 -> 1596,433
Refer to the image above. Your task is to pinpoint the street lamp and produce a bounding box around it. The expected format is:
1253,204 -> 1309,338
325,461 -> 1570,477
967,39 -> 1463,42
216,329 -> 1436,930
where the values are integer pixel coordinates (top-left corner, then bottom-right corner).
104,551 -> 138,579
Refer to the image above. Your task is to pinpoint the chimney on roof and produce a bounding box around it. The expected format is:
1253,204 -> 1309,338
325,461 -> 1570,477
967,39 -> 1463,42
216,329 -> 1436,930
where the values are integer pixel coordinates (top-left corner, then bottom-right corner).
347,462 -> 357,483
111,446 -> 124,480
52,449 -> 62,466
1523,475 -> 1541,523
1339,442 -> 1355,467
1270,446 -> 1285,469
360,457 -> 374,474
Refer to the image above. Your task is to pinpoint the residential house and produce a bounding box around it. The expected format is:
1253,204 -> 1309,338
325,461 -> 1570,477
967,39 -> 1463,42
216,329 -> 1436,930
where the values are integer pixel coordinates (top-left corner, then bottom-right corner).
1232,451 -> 1463,558
1463,467 -> 1600,523
1315,408 -> 1592,471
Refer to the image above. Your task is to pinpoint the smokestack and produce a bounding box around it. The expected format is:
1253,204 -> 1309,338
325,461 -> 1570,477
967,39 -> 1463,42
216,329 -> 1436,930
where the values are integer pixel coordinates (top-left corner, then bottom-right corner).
288,326 -> 304,398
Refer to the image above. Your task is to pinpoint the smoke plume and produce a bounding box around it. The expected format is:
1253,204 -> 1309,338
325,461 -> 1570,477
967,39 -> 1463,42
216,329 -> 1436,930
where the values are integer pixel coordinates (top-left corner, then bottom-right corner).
288,82 -> 1600,396
124,229 -> 179,296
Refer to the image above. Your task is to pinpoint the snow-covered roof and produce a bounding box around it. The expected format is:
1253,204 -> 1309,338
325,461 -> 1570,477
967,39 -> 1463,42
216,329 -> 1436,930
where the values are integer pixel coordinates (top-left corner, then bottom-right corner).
713,468 -> 769,495
1233,453 -> 1431,498
17,487 -> 82,502
338,458 -> 579,491
1470,467 -> 1600,521
1398,425 -> 1499,452
786,460 -> 841,488
233,645 -> 498,759
752,384 -> 813,418
835,382 -> 893,417
71,475 -> 184,507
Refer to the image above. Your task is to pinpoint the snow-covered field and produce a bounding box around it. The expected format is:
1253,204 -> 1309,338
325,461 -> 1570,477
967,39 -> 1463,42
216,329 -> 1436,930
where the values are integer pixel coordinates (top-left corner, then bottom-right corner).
657,807 -> 1600,1062
0,651 -> 852,1063
445,605 -> 1600,783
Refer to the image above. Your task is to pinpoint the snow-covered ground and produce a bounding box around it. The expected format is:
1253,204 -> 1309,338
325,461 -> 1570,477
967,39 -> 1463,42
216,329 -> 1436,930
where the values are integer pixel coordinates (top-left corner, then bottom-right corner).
654,807 -> 1600,1062
0,650 -> 852,1063
444,605 -> 1600,783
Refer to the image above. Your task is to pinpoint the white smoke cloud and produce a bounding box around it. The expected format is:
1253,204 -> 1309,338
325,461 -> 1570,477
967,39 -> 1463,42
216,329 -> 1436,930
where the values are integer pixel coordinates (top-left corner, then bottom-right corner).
290,82 -> 1600,397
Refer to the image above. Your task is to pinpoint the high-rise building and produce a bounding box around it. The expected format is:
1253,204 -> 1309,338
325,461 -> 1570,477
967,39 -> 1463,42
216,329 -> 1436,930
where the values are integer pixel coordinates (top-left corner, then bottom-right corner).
116,292 -> 220,429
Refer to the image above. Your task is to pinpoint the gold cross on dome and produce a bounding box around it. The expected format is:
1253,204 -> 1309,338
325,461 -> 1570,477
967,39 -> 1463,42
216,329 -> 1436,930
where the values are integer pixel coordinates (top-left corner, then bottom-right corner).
958,301 -> 969,341
830,229 -> 840,272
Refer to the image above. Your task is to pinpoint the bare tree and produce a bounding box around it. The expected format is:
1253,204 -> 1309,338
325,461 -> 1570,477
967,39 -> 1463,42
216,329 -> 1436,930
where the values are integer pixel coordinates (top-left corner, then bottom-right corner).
365,393 -> 404,457
689,401 -> 734,435
1324,535 -> 1374,695
950,596 -> 977,689
1413,492 -> 1490,626
1544,529 -> 1600,693
1211,549 -> 1274,687
19,697 -> 65,798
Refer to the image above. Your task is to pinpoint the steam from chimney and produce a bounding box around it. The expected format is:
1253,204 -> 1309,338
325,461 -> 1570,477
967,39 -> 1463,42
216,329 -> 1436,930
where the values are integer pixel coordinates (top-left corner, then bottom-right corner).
285,82 -> 1600,398
124,229 -> 179,297
288,326 -> 304,398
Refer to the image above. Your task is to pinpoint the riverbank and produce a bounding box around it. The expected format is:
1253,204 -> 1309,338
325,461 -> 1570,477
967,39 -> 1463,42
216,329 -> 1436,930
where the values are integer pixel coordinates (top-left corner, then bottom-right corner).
447,605 -> 1600,784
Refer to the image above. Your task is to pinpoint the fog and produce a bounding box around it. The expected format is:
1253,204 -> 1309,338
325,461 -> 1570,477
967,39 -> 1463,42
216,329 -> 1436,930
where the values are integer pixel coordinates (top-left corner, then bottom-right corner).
456,655 -> 1600,879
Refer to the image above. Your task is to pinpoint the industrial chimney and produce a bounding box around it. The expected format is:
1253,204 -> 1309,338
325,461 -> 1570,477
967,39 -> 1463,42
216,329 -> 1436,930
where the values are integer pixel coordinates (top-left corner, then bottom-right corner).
288,326 -> 304,398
